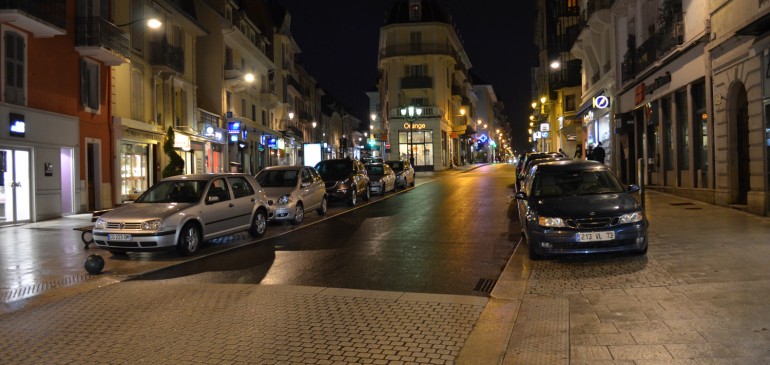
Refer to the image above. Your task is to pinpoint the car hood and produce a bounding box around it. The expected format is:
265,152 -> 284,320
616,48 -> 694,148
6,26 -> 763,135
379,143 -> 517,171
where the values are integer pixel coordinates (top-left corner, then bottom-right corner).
533,193 -> 641,218
100,203 -> 192,221
262,186 -> 295,199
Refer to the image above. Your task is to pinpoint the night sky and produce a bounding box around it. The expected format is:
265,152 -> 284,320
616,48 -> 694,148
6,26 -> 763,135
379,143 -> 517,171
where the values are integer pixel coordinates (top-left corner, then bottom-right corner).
270,0 -> 538,152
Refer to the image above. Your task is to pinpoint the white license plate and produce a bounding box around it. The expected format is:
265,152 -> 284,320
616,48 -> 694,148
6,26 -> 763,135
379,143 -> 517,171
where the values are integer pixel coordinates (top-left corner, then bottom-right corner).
108,234 -> 132,241
576,231 -> 615,242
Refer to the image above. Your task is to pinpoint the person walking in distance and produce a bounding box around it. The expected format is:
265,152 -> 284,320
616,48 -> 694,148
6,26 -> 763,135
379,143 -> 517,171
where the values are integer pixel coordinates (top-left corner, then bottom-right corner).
593,141 -> 606,163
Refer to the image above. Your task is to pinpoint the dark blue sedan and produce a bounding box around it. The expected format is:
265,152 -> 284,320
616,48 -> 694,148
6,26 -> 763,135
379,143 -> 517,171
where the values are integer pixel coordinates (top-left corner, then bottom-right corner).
514,160 -> 648,260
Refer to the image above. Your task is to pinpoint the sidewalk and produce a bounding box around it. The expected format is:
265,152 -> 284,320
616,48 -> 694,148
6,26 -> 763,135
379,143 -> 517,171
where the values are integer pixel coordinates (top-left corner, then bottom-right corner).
458,189 -> 770,364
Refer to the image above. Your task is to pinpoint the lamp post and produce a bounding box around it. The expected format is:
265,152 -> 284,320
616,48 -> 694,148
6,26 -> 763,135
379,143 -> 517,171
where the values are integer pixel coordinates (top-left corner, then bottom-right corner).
115,18 -> 162,28
400,105 -> 422,168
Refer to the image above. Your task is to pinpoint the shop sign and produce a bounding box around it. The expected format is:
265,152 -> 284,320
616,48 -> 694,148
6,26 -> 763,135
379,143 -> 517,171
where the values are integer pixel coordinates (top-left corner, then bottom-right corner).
267,137 -> 277,149
593,95 -> 610,109
403,122 -> 427,130
539,123 -> 550,132
478,134 -> 488,143
542,131 -> 550,138
174,133 -> 191,151
227,121 -> 241,134
646,72 -> 671,95
9,113 -> 25,137
533,131 -> 542,140
635,84 -> 646,105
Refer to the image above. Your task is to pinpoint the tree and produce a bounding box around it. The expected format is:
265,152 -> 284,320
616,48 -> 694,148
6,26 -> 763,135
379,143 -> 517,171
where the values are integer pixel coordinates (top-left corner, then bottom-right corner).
162,126 -> 185,178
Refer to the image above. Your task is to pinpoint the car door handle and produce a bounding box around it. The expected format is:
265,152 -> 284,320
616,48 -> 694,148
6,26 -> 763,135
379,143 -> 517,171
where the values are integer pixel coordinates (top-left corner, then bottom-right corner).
229,203 -> 234,208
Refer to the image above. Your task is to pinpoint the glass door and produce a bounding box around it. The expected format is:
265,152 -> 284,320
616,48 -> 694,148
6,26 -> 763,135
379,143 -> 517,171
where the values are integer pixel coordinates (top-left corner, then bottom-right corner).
0,148 -> 31,224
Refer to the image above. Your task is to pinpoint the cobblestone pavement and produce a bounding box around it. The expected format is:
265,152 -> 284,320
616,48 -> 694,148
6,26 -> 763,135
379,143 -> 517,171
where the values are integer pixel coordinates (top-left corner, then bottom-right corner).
0,283 -> 486,364
459,189 -> 770,364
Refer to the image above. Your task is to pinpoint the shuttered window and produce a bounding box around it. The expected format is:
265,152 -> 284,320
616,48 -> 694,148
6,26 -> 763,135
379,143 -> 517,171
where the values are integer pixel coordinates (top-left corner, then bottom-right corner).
80,59 -> 100,111
4,31 -> 25,105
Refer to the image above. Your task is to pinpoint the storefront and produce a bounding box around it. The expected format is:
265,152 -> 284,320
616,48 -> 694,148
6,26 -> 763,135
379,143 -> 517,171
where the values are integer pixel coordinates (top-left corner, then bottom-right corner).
114,120 -> 165,203
578,93 -> 613,165
1,107 -> 79,223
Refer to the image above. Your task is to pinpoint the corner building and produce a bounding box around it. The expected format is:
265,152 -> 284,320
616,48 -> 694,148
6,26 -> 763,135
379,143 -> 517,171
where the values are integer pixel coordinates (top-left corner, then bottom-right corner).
377,0 -> 475,171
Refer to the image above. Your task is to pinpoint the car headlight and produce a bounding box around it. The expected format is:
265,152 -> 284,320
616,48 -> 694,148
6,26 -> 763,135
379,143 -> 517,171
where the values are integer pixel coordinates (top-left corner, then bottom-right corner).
538,216 -> 566,228
277,194 -> 292,205
619,211 -> 644,224
141,219 -> 163,231
94,218 -> 107,229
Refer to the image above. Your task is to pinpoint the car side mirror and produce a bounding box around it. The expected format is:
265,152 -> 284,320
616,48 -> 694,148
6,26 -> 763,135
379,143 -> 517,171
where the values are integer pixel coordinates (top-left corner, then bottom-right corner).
627,185 -> 641,194
206,195 -> 220,204
514,191 -> 527,200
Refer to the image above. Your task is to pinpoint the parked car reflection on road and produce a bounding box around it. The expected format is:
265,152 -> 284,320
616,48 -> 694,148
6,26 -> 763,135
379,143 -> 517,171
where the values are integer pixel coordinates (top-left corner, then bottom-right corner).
93,174 -> 269,256
514,160 -> 648,260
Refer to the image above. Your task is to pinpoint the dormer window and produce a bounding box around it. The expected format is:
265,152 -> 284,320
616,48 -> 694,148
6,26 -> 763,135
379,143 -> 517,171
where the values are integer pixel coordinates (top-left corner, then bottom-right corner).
409,0 -> 422,21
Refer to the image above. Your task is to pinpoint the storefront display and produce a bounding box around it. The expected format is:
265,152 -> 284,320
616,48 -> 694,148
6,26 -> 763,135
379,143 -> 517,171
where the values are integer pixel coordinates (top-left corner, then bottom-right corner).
120,143 -> 148,202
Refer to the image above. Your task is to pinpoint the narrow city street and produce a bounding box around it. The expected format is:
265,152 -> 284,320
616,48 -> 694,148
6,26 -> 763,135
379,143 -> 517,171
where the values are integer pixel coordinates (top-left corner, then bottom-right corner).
2,164 -> 770,364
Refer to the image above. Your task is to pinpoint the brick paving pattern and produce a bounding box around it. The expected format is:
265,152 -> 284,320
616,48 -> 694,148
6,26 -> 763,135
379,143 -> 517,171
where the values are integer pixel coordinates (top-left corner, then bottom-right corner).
0,283 -> 485,364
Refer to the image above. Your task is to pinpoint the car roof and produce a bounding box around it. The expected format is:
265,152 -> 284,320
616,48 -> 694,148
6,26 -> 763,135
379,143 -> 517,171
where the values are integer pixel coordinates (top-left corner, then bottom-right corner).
162,173 -> 251,181
260,165 -> 305,171
532,160 -> 607,173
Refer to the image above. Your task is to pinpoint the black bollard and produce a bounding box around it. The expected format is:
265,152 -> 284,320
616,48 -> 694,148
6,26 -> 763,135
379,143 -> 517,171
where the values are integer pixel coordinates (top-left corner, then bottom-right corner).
84,254 -> 104,274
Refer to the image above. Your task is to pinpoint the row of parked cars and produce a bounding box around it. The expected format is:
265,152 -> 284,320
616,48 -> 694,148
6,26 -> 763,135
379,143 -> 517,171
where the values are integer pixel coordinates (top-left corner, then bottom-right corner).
514,152 -> 649,260
91,158 -> 415,256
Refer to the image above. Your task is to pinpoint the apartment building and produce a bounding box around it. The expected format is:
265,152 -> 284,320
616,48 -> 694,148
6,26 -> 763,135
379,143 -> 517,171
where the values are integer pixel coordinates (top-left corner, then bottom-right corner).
377,0 -> 477,171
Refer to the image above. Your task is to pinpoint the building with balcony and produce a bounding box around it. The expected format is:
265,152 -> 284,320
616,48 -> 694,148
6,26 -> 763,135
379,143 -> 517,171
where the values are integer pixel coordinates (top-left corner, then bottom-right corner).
1,0 -> 97,223
377,0 -> 476,171
532,0 -> 583,157
611,0 -> 709,200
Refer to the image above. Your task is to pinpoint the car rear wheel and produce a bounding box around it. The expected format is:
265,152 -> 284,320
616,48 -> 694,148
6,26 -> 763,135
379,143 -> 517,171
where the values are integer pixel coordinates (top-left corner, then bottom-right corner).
348,186 -> 357,206
316,196 -> 328,215
291,203 -> 304,225
177,222 -> 201,256
249,209 -> 267,237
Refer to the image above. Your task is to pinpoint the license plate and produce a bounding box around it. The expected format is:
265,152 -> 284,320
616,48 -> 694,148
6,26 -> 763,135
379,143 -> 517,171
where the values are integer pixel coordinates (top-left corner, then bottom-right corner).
108,234 -> 132,241
576,231 -> 615,242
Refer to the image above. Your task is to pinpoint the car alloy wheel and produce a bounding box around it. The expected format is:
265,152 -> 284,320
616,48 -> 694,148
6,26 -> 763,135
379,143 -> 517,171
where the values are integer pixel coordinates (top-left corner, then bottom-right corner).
316,197 -> 328,215
291,203 -> 304,225
177,222 -> 201,256
348,186 -> 357,207
249,210 -> 267,237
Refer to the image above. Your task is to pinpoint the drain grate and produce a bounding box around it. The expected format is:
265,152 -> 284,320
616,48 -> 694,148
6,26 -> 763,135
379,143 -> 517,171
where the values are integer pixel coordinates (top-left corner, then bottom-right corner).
670,202 -> 694,206
1,275 -> 93,302
684,207 -> 703,210
473,278 -> 497,293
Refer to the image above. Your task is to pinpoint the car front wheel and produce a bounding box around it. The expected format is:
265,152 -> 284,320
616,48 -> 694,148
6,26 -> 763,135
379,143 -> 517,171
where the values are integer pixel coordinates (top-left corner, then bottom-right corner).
348,186 -> 357,207
363,184 -> 371,201
177,222 -> 201,256
249,209 -> 267,237
291,203 -> 304,225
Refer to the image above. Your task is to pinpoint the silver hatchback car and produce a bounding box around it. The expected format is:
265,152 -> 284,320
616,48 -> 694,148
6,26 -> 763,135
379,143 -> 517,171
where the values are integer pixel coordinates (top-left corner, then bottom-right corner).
93,173 -> 269,256
255,166 -> 327,225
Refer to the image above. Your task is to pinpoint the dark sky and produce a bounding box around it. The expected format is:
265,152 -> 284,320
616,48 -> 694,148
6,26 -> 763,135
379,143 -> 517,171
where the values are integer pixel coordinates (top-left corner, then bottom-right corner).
270,0 -> 538,152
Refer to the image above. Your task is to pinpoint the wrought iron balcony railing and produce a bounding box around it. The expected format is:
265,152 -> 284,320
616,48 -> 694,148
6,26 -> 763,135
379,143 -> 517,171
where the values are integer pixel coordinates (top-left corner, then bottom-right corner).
75,16 -> 130,60
0,0 -> 65,29
150,41 -> 184,74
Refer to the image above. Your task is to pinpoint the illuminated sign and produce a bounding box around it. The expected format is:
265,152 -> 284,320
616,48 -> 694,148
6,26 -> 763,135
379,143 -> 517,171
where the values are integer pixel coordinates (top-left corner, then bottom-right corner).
533,131 -> 542,140
9,113 -> 25,137
403,122 -> 427,130
227,121 -> 240,134
542,131 -> 550,138
174,133 -> 191,151
539,123 -> 550,132
267,138 -> 277,149
478,134 -> 488,143
593,95 -> 610,109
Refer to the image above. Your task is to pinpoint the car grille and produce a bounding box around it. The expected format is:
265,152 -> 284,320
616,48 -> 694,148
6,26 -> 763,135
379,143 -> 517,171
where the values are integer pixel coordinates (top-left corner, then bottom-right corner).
105,222 -> 143,230
551,238 -> 639,250
565,217 -> 620,229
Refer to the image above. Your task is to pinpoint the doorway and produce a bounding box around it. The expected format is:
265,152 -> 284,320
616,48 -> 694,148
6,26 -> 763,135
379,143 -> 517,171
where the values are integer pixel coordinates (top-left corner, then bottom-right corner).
0,148 -> 32,224
86,140 -> 102,211
730,83 -> 750,205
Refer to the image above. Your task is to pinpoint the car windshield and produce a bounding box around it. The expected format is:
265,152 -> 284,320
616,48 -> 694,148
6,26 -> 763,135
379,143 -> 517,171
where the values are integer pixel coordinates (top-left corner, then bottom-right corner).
532,170 -> 625,197
256,169 -> 299,188
135,180 -> 206,203
366,165 -> 384,175
315,160 -> 352,181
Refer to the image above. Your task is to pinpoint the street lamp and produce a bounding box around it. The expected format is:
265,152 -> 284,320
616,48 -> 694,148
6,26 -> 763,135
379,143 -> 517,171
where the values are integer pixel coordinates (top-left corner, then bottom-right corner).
400,105 -> 422,167
116,17 -> 162,28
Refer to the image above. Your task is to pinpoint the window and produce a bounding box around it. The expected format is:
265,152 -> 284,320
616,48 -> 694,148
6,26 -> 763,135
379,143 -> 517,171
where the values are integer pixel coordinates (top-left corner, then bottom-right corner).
227,176 -> 254,199
225,47 -> 233,69
675,89 -> 689,171
208,178 -> 231,202
662,96 -> 673,171
80,58 -> 100,111
565,94 -> 576,112
130,66 -> 144,120
409,31 -> 422,52
409,0 -> 422,21
4,31 -> 25,105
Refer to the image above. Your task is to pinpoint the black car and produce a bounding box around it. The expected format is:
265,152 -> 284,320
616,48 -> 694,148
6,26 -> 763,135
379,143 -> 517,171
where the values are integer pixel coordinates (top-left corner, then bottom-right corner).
315,158 -> 370,206
514,160 -> 648,260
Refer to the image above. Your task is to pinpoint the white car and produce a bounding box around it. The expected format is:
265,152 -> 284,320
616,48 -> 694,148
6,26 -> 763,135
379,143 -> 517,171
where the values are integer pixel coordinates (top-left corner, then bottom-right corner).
93,173 -> 269,256
256,166 -> 327,225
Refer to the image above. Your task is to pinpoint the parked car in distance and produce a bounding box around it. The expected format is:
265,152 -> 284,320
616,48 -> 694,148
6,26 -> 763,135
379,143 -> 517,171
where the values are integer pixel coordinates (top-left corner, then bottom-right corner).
93,173 -> 269,256
516,151 -> 564,191
365,163 -> 396,195
386,159 -> 415,189
514,160 -> 648,260
255,166 -> 327,225
315,158 -> 370,206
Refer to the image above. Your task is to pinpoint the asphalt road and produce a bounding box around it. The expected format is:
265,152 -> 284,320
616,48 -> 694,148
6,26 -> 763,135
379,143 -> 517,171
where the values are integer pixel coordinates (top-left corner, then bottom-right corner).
136,164 -> 521,297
